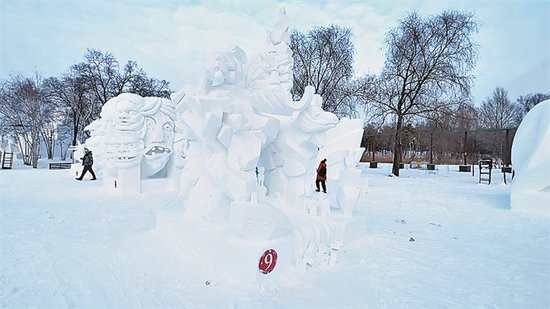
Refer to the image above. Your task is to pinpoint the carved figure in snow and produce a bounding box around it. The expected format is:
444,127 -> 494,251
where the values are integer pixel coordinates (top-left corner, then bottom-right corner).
140,97 -> 176,177
84,93 -> 176,180
201,45 -> 247,99
264,87 -> 338,206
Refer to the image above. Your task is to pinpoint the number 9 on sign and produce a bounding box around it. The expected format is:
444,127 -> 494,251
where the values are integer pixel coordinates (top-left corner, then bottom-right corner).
258,249 -> 278,274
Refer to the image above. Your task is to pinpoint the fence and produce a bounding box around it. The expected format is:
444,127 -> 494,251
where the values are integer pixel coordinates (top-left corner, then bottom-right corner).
361,128 -> 517,166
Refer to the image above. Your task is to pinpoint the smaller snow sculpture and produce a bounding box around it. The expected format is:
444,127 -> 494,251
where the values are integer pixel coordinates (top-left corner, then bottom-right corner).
84,93 -> 177,193
510,100 -> 550,217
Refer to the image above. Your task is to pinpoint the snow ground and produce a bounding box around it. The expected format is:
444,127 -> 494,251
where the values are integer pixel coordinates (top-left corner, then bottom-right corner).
1,162 -> 548,308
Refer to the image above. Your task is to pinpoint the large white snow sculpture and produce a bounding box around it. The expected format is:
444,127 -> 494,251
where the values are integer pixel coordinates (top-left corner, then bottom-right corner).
510,99 -> 550,217
85,9 -> 367,282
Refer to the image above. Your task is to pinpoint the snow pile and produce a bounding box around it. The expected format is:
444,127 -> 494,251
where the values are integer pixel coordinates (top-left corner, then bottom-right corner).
511,99 -> 550,217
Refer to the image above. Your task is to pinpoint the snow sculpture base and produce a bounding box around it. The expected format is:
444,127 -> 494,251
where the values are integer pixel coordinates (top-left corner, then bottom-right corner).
155,210 -> 294,284
104,165 -> 141,194
228,201 -> 291,240
511,191 -> 550,217
155,196 -> 367,284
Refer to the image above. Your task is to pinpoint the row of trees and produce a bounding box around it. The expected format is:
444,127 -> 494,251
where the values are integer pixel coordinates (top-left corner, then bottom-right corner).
0,49 -> 171,167
290,11 -> 548,175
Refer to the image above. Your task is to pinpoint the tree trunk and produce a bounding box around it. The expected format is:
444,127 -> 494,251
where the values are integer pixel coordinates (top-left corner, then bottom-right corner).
72,120 -> 79,147
60,142 -> 67,160
42,132 -> 54,159
31,131 -> 40,168
392,115 -> 404,176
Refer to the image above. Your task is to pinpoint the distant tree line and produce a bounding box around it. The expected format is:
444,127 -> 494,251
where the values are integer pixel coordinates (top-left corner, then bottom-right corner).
290,11 -> 549,176
0,49 -> 171,167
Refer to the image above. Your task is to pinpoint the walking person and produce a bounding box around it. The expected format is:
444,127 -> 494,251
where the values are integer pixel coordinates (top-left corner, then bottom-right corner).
76,148 -> 97,181
315,158 -> 327,193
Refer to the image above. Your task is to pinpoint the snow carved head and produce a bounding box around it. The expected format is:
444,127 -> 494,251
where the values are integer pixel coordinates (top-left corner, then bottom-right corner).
101,94 -> 146,169
201,45 -> 247,97
92,93 -> 176,177
141,97 -> 176,177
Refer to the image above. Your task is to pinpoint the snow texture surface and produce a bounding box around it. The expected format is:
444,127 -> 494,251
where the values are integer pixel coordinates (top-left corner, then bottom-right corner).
1,163 -> 548,308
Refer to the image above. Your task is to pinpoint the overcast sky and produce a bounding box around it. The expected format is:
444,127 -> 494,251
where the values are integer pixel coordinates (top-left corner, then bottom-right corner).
1,0 -> 549,104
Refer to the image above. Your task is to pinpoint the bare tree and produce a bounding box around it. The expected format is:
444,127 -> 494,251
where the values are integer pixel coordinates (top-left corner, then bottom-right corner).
76,49 -> 172,115
478,87 -> 520,129
77,49 -> 120,107
424,101 -> 478,131
363,11 -> 478,176
290,25 -> 360,117
54,49 -> 172,145
128,70 -> 172,98
0,73 -> 54,167
516,92 -> 550,119
45,68 -> 95,147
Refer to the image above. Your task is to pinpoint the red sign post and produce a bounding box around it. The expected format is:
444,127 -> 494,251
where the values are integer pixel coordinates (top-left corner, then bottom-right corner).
258,249 -> 278,274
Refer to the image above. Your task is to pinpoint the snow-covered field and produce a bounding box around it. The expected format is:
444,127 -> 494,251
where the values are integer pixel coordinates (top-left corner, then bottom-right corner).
1,162 -> 548,308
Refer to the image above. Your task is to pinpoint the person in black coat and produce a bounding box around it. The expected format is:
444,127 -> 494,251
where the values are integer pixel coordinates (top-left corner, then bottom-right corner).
76,148 -> 97,181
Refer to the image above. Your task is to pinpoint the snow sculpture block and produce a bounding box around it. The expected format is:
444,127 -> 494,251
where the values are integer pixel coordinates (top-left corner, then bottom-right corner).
202,112 -> 223,140
337,186 -> 362,217
222,171 -> 256,202
217,124 -> 233,149
318,118 -> 365,216
229,201 -> 291,240
111,164 -> 141,194
511,100 -> 550,217
227,132 -> 261,171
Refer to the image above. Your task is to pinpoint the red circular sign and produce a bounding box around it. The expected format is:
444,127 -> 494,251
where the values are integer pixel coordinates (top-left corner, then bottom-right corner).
258,249 -> 278,274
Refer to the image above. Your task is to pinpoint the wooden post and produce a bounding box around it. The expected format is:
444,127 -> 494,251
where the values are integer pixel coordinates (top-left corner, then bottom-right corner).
463,131 -> 468,166
371,135 -> 376,162
505,129 -> 510,166
430,132 -> 433,164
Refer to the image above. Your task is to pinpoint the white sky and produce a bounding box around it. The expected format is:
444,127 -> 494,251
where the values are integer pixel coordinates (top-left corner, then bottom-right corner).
1,0 -> 549,104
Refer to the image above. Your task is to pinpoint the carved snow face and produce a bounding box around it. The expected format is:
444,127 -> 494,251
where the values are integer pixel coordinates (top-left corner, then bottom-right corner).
141,111 -> 175,177
203,47 -> 246,95
102,97 -> 146,168
104,132 -> 144,168
97,94 -> 176,176
206,54 -> 233,87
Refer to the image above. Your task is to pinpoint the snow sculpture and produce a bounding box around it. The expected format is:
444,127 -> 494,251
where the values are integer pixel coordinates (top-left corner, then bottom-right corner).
318,118 -> 366,216
510,100 -> 550,217
85,9 -> 366,282
84,93 -> 177,193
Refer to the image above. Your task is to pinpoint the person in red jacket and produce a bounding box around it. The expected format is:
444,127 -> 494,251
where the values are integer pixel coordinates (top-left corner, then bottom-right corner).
315,158 -> 327,193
